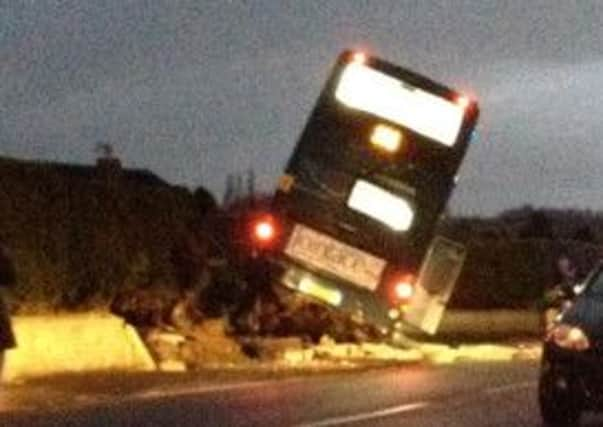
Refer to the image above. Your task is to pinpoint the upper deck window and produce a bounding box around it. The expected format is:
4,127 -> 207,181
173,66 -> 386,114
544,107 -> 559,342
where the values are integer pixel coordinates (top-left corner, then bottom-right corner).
335,62 -> 465,147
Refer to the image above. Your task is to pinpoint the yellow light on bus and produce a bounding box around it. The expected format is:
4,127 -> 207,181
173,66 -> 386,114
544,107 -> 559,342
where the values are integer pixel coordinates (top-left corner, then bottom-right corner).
370,124 -> 402,153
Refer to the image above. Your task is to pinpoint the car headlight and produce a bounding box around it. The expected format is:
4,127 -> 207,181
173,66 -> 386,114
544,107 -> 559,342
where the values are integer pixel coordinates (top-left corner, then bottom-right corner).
548,324 -> 591,351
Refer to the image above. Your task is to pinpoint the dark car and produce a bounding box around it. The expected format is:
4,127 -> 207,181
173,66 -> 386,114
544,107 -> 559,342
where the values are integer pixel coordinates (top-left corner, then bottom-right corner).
539,262 -> 603,426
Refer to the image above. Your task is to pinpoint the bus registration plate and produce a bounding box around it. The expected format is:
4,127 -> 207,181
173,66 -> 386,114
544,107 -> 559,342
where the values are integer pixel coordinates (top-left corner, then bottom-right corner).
284,224 -> 386,291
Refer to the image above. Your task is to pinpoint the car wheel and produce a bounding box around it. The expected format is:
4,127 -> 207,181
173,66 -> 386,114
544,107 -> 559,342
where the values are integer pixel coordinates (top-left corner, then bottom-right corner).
538,363 -> 582,426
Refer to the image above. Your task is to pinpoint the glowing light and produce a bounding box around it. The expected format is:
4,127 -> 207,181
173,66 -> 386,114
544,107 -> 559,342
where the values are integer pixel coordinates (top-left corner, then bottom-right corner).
351,52 -> 367,64
253,217 -> 276,243
299,276 -> 343,306
370,124 -> 402,153
335,62 -> 465,146
347,180 -> 414,232
456,95 -> 470,109
394,281 -> 414,300
551,324 -> 590,351
255,223 -> 273,240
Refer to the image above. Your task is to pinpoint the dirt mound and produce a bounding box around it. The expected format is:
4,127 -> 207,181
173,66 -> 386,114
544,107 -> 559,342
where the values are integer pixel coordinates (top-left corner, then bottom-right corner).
145,319 -> 249,370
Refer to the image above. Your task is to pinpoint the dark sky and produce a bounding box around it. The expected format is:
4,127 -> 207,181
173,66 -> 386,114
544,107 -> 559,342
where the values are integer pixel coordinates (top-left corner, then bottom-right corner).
2,1 -> 603,215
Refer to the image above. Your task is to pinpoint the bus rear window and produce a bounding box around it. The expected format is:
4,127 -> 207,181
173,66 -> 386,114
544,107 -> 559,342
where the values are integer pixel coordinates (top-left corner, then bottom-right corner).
335,62 -> 465,147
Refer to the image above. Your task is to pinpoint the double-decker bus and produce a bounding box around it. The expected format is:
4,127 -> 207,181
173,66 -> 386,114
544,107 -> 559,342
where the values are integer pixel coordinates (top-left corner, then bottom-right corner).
248,50 -> 479,336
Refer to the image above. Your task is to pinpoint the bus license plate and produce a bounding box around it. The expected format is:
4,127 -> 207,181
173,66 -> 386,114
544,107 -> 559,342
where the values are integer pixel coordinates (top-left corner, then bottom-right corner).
284,224 -> 386,291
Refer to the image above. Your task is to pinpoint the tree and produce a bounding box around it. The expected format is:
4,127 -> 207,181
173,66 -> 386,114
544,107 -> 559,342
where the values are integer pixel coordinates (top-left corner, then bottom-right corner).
223,174 -> 235,206
573,226 -> 595,243
519,210 -> 553,239
246,169 -> 256,205
95,142 -> 115,158
193,186 -> 217,217
235,174 -> 243,203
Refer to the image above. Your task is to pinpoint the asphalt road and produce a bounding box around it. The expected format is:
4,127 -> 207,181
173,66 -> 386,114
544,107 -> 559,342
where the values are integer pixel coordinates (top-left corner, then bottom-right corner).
1,361 -> 602,427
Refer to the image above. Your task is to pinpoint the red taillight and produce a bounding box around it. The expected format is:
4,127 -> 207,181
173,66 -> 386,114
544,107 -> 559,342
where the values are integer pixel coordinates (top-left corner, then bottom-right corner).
456,95 -> 470,109
351,51 -> 367,64
250,215 -> 278,247
254,220 -> 274,241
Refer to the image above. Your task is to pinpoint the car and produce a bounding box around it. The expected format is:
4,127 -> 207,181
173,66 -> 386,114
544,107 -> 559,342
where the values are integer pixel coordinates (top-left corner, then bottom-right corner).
539,262 -> 603,426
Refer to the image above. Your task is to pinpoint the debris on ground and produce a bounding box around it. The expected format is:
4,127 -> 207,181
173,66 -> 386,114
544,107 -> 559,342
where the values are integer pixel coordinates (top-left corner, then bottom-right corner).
144,331 -> 187,372
141,317 -> 542,373
418,342 -> 542,364
144,319 -> 249,371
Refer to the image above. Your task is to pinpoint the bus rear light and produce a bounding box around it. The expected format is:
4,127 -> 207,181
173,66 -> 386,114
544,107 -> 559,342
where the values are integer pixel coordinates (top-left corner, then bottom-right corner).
351,52 -> 367,64
255,221 -> 274,241
251,215 -> 278,246
389,274 -> 415,304
394,280 -> 414,300
370,124 -> 402,153
456,95 -> 470,109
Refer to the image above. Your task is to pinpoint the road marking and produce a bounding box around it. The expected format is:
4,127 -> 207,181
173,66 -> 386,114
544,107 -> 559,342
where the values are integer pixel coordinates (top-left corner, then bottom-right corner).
296,401 -> 430,427
0,381 -> 281,415
485,381 -> 536,395
296,381 -> 536,427
132,379 -> 283,401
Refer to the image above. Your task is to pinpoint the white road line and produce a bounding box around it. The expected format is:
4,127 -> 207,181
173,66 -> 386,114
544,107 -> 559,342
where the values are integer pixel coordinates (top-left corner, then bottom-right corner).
16,381 -> 281,413
296,402 -> 430,427
131,379 -> 281,401
296,381 -> 536,427
485,381 -> 536,395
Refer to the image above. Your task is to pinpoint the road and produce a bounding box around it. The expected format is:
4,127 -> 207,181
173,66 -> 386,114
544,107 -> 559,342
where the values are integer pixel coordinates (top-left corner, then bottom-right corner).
1,361 -> 602,427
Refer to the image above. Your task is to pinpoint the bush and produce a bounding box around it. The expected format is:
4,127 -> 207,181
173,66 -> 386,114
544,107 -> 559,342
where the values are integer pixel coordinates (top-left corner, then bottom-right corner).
450,239 -> 601,309
0,157 -> 209,312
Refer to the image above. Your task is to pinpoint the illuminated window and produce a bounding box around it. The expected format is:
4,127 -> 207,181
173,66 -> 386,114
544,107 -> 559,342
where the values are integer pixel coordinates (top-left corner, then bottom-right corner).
335,63 -> 465,147
347,180 -> 414,231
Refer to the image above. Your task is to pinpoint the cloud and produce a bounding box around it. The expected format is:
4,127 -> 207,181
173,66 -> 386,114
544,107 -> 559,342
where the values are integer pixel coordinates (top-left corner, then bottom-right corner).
3,0 -> 603,213
450,59 -> 603,215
